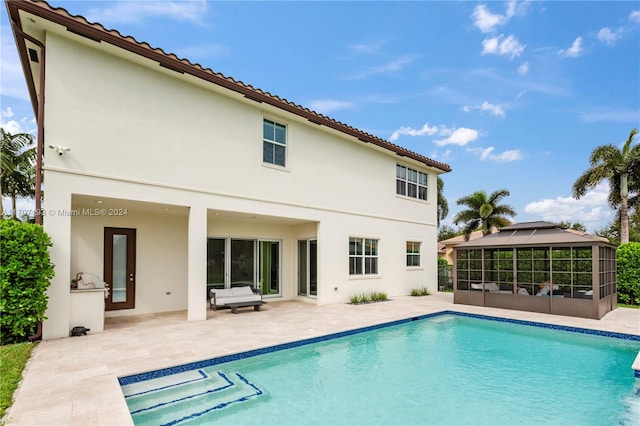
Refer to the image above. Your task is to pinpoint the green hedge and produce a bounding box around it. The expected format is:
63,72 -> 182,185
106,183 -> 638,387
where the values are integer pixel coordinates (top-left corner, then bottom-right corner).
0,220 -> 54,344
617,242 -> 640,306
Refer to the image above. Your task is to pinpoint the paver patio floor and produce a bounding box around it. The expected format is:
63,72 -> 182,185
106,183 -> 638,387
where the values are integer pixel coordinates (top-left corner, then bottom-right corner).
4,292 -> 639,425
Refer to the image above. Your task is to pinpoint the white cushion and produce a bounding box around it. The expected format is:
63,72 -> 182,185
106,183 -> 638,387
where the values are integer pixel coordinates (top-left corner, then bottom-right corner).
230,286 -> 255,297
211,288 -> 233,298
485,283 -> 499,292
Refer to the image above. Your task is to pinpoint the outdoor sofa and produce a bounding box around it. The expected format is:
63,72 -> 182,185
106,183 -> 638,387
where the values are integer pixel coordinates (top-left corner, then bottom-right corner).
209,286 -> 263,314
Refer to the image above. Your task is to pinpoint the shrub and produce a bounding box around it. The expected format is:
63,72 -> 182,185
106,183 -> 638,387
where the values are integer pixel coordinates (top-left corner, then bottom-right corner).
370,291 -> 388,302
410,287 -> 431,296
349,291 -> 388,304
617,242 -> 640,306
0,220 -> 55,344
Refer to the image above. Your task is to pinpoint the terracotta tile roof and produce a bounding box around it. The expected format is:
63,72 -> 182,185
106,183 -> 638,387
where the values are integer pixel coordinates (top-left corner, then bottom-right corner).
7,0 -> 451,173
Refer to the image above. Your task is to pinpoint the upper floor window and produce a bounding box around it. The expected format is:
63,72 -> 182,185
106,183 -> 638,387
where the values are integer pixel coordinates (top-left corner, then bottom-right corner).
263,118 -> 286,167
349,237 -> 378,275
406,241 -> 421,267
396,165 -> 427,200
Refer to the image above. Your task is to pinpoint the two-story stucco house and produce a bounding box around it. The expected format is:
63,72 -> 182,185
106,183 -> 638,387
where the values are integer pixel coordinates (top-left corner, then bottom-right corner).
7,0 -> 451,340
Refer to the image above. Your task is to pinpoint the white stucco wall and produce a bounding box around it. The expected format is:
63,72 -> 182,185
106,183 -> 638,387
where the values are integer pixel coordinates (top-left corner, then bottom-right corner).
43,32 -> 439,225
38,29 -> 445,338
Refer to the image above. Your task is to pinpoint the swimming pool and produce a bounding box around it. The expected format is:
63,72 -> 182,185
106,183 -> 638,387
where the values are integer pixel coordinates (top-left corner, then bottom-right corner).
120,312 -> 640,425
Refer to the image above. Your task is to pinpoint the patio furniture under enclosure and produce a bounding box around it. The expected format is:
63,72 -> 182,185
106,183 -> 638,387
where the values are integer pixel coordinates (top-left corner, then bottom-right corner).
453,222 -> 617,319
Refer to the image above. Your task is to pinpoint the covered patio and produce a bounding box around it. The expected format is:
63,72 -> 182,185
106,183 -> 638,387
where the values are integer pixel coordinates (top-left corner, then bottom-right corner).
453,221 -> 618,319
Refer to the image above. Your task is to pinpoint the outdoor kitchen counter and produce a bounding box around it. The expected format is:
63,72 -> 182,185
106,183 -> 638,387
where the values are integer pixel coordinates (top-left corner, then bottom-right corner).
70,288 -> 107,334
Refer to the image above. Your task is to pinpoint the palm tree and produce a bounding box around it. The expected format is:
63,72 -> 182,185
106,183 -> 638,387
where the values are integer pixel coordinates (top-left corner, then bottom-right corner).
453,189 -> 516,241
572,128 -> 638,244
1,128 -> 36,219
437,176 -> 449,226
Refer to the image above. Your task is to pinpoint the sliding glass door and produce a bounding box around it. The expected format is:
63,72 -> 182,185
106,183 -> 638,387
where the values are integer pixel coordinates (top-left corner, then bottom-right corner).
298,239 -> 317,297
260,241 -> 280,295
208,237 -> 280,296
207,238 -> 225,290
230,239 -> 255,287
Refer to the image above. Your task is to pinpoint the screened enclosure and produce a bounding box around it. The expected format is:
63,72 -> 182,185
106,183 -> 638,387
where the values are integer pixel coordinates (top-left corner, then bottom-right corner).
453,222 -> 617,319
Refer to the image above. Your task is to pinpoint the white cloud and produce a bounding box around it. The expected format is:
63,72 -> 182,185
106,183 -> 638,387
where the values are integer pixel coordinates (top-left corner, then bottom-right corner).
346,55 -> 417,80
389,123 -> 480,147
349,40 -> 387,55
481,34 -> 525,59
559,37 -> 583,58
435,128 -> 478,147
524,183 -> 612,232
389,123 -> 438,142
0,108 -> 35,135
1,120 -> 23,135
481,37 -> 499,54
577,107 -> 640,123
490,149 -> 523,162
597,27 -> 622,45
518,61 -> 529,75
478,101 -> 505,117
307,99 -> 355,114
463,101 -> 506,117
472,5 -> 504,33
85,0 -> 208,25
630,10 -> 640,23
2,107 -> 14,118
471,1 -> 529,33
467,146 -> 522,162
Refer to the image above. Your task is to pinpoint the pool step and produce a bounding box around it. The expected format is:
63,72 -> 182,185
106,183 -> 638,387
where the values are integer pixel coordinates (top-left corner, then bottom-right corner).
124,370 -> 263,425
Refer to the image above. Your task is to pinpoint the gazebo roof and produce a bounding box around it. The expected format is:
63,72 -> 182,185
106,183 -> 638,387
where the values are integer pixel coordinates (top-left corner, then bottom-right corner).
454,221 -> 612,248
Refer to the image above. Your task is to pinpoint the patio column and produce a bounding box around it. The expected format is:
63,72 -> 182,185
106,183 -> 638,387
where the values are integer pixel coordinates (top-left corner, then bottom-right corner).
187,205 -> 207,321
42,189 -> 72,339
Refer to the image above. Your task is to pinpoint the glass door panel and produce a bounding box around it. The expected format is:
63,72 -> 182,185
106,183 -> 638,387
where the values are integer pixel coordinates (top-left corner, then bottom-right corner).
260,241 -> 280,295
298,240 -> 308,296
230,239 -> 255,287
112,235 -> 128,302
207,238 -> 225,291
309,240 -> 317,297
298,239 -> 317,298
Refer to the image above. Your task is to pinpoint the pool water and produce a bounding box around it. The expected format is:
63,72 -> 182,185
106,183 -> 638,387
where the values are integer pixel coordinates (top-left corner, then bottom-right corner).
120,314 -> 640,425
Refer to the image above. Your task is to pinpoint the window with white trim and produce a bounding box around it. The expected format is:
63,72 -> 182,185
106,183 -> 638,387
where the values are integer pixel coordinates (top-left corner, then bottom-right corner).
406,241 -> 421,267
396,165 -> 427,200
349,237 -> 378,275
263,118 -> 286,167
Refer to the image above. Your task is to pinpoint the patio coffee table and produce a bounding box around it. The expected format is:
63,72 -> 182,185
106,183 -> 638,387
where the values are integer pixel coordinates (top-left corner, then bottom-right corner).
225,301 -> 263,314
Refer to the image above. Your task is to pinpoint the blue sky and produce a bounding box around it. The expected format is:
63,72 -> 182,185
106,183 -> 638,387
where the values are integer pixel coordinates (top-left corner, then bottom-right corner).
2,1 -> 639,232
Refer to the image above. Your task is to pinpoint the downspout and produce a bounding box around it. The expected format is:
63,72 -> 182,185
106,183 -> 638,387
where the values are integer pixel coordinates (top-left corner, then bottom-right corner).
10,21 -> 46,226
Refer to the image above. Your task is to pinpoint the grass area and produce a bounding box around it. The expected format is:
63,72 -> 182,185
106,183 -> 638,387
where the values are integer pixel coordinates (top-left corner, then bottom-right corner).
618,303 -> 640,309
0,342 -> 34,419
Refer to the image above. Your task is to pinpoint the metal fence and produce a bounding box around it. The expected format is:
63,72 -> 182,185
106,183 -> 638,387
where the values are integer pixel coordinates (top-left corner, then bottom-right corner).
438,264 -> 453,292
